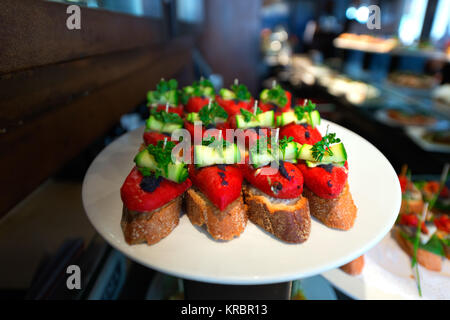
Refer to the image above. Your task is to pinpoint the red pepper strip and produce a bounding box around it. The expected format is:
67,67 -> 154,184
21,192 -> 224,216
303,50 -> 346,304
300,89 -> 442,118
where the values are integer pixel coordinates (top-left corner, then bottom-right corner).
185,96 -> 212,113
216,95 -> 254,117
121,167 -> 191,212
188,164 -> 243,211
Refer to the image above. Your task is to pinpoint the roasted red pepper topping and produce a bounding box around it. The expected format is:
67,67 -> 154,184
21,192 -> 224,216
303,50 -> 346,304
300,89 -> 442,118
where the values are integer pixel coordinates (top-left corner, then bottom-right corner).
185,97 -> 212,113
241,161 -> 304,199
399,213 -> 428,234
434,215 -> 450,233
121,167 -> 192,212
296,161 -> 348,199
184,120 -> 231,143
216,95 -> 254,116
188,165 -> 243,211
280,122 -> 322,145
143,131 -> 175,146
153,104 -> 184,117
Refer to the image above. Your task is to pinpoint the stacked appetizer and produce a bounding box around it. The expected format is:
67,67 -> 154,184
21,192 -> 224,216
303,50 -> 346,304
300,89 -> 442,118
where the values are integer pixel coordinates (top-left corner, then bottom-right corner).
395,167 -> 449,272
121,140 -> 191,245
119,78 -> 358,245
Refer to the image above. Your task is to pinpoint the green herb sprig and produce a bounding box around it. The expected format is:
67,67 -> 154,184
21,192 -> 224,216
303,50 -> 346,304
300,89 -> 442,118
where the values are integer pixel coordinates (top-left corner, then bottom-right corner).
198,102 -> 228,126
150,108 -> 184,125
231,84 -> 251,101
311,133 -> 341,162
147,79 -> 179,106
240,107 -> 262,122
146,140 -> 176,178
279,136 -> 293,156
261,84 -> 287,107
182,78 -> 215,104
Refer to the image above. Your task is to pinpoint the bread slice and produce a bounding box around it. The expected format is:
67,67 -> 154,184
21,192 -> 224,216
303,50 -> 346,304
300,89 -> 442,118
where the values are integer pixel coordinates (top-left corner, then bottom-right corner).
243,184 -> 311,243
121,196 -> 182,245
393,227 -> 442,272
340,255 -> 365,275
185,187 -> 248,240
303,182 -> 357,230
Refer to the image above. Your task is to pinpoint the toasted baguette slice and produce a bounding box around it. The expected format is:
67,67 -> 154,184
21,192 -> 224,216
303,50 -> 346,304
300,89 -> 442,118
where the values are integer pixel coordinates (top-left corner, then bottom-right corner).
121,196 -> 182,245
303,182 -> 357,230
185,188 -> 248,241
243,185 -> 311,243
340,255 -> 365,275
393,227 -> 442,272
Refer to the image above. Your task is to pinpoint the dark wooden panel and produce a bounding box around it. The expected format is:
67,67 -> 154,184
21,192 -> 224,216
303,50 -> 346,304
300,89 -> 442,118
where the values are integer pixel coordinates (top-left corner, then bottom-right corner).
198,0 -> 261,94
0,0 -> 165,74
0,45 -> 169,129
0,42 -> 193,217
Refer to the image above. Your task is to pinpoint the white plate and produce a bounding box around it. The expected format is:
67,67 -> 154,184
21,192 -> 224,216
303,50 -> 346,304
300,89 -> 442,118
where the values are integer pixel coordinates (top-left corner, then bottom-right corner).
82,120 -> 401,285
323,232 -> 450,300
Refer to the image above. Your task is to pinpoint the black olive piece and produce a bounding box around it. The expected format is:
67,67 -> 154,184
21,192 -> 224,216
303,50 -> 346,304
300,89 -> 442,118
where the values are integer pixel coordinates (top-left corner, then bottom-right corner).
278,160 -> 292,181
140,175 -> 163,193
319,164 -> 334,173
217,164 -> 227,171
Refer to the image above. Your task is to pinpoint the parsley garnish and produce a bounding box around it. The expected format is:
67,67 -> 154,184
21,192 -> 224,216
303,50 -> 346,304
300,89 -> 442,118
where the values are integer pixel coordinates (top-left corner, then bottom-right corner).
240,107 -> 262,122
147,79 -> 179,106
198,102 -> 228,126
261,84 -> 287,107
150,108 -> 183,125
293,100 -> 318,126
181,79 -> 215,104
146,140 -> 176,178
311,133 -> 341,162
201,136 -> 231,148
294,100 -> 316,118
231,84 -> 251,101
279,136 -> 293,155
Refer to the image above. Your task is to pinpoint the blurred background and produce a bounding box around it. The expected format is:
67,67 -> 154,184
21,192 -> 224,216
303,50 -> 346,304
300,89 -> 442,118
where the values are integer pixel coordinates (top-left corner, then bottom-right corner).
0,0 -> 449,299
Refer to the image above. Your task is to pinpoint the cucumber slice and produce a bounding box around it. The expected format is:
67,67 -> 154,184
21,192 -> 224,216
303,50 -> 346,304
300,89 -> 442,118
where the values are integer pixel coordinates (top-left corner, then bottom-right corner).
250,149 -> 274,168
135,149 -> 158,170
203,87 -> 215,97
298,143 -> 347,163
220,144 -> 241,164
219,88 -> 236,100
235,110 -> 274,129
194,144 -> 241,167
277,111 -> 298,126
305,160 -> 345,168
257,110 -> 275,127
166,163 -> 189,183
186,112 -> 200,123
146,116 -> 182,133
134,149 -> 187,183
194,145 -> 218,167
260,89 -> 269,101
162,123 -> 183,133
306,110 -> 321,128
146,116 -> 163,132
281,142 -> 299,161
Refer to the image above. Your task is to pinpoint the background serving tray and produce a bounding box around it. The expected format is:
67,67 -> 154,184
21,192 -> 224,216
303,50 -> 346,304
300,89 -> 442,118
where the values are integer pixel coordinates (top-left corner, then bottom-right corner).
82,119 -> 401,284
